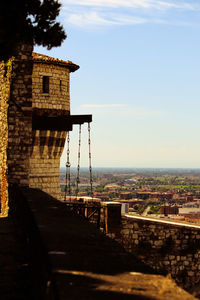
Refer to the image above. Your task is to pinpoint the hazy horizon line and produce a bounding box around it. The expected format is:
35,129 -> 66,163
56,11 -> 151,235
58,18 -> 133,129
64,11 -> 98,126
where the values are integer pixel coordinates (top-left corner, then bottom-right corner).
60,166 -> 200,170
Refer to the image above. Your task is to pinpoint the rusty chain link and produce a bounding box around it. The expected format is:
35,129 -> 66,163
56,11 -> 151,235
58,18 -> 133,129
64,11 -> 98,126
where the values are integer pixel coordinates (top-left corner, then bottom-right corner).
76,124 -> 82,198
64,132 -> 71,201
88,122 -> 93,198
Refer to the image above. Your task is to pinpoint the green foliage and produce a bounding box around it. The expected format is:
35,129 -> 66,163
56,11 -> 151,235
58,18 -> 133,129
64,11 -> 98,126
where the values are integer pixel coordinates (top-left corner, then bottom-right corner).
0,0 -> 66,61
147,205 -> 161,215
137,205 -> 145,214
95,185 -> 105,193
108,192 -> 119,199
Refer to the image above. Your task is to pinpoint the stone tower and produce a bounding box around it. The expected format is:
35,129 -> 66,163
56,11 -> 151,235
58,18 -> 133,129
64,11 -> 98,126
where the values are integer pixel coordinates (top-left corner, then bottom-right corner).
29,52 -> 79,199
5,45 -> 91,202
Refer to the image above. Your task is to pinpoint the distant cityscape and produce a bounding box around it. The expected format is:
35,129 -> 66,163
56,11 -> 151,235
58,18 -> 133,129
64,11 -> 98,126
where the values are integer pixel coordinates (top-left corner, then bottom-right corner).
60,168 -> 200,225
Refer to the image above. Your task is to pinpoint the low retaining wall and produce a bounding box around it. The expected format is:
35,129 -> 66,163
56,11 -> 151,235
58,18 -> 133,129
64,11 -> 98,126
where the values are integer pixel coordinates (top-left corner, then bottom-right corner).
106,215 -> 200,290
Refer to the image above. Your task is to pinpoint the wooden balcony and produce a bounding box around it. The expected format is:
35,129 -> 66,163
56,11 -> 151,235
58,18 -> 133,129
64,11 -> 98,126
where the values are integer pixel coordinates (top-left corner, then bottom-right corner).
32,114 -> 92,131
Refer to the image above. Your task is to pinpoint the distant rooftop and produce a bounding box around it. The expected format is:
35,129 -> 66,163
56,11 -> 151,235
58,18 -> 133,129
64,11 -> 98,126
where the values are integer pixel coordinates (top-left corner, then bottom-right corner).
32,52 -> 79,72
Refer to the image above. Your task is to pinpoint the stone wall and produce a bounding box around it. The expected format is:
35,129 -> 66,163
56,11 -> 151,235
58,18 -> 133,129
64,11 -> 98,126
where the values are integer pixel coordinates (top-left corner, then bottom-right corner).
0,58 -> 13,216
7,44 -> 33,187
0,47 -> 78,206
107,215 -> 200,290
32,61 -> 70,110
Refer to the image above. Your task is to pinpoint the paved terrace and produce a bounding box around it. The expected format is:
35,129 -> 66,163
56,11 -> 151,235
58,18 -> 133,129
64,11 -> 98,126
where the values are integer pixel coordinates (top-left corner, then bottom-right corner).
0,186 -> 196,300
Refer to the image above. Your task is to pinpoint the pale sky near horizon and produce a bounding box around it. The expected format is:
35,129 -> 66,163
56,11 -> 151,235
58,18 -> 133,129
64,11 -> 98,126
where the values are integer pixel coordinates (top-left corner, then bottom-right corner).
35,0 -> 200,169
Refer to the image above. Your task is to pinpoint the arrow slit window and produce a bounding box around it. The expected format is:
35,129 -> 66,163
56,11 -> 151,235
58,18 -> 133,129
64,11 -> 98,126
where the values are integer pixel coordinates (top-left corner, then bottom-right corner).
42,76 -> 49,93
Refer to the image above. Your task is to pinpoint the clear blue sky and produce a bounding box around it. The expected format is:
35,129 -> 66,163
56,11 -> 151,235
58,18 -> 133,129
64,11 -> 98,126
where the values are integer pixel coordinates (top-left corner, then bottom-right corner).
35,0 -> 200,168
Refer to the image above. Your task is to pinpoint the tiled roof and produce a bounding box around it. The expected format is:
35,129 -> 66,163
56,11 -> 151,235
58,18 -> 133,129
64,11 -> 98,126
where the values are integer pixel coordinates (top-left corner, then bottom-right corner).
32,52 -> 79,72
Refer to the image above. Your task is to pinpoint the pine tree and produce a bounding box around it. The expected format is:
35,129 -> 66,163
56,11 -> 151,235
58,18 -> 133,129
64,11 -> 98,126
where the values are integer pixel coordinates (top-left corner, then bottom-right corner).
0,0 -> 66,61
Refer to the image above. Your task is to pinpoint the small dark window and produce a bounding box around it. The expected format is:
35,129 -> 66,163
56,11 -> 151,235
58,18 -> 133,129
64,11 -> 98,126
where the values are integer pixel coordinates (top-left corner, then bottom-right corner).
42,76 -> 49,93
60,80 -> 62,92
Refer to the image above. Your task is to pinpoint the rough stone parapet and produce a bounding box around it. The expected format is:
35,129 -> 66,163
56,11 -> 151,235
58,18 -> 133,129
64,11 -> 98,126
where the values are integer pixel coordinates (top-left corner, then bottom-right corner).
106,215 -> 200,291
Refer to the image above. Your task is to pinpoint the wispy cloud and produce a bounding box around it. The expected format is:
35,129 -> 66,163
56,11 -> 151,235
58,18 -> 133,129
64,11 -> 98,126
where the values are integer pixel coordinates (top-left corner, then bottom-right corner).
61,0 -> 200,28
67,12 -> 146,27
62,0 -> 198,10
81,104 -> 126,108
116,107 -> 166,119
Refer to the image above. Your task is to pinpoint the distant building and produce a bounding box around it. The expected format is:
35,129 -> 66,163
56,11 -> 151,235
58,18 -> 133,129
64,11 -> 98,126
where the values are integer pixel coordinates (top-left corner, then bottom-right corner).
186,195 -> 193,202
183,202 -> 199,208
149,192 -> 173,201
121,203 -> 129,214
161,206 -> 179,216
105,184 -> 121,190
93,193 -> 110,201
103,173 -> 114,179
120,192 -> 132,200
136,192 -> 151,200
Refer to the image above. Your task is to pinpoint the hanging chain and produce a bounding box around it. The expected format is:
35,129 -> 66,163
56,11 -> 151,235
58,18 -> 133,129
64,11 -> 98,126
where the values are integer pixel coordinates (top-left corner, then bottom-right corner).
64,132 -> 71,201
88,122 -> 93,198
76,124 -> 82,198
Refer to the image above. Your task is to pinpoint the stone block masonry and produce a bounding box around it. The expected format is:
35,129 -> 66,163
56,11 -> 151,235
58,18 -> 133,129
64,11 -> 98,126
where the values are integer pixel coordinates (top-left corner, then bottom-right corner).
0,58 -> 13,216
32,61 -> 70,110
106,215 -> 200,291
0,46 -> 79,206
7,44 -> 33,188
29,53 -> 79,199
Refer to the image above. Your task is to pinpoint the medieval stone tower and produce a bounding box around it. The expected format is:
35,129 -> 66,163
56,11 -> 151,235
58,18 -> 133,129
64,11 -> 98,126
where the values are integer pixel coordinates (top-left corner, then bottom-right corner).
1,44 -> 91,206
29,52 -> 79,199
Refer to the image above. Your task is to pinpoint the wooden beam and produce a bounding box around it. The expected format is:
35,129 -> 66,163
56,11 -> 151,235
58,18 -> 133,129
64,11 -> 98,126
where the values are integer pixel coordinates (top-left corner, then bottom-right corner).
32,114 -> 92,131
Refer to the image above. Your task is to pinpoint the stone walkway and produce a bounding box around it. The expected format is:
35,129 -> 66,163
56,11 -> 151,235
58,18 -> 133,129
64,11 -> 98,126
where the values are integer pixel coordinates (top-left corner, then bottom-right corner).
24,188 -> 196,300
0,217 -> 31,300
0,187 -> 197,300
